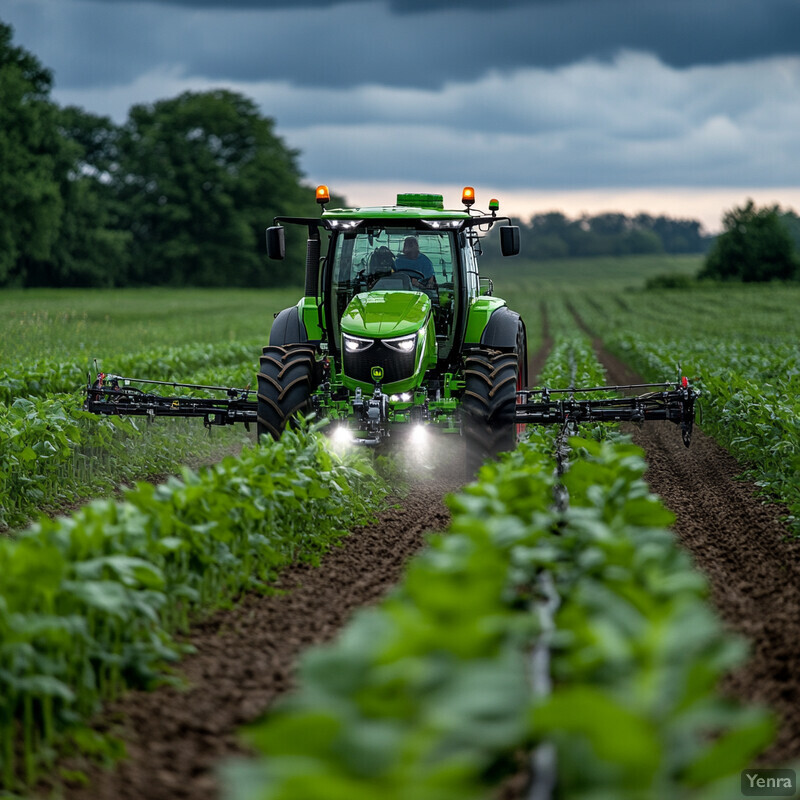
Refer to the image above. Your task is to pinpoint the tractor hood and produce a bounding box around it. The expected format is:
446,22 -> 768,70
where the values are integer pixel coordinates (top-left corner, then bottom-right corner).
340,291 -> 430,338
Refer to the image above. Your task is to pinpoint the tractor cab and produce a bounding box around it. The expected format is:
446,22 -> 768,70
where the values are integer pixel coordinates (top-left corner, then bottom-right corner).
265,189 -> 517,362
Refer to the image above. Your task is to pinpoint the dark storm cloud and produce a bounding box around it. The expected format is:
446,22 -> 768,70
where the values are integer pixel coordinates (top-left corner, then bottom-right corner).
279,53 -> 800,189
80,0 -> 545,8
14,0 -> 800,93
4,0 -> 800,196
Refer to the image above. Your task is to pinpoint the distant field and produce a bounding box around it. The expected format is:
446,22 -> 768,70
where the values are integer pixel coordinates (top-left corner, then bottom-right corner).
0,287 -> 300,364
486,253 -> 703,291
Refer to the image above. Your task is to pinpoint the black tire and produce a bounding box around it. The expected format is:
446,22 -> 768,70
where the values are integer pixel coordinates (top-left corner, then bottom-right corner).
462,348 -> 519,475
257,344 -> 316,441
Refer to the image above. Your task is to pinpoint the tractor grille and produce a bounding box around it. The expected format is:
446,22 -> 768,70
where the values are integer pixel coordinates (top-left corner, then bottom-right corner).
343,340 -> 417,385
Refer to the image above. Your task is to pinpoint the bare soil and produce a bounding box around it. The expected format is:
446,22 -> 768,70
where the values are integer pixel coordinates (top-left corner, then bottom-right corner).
55,478 -> 458,800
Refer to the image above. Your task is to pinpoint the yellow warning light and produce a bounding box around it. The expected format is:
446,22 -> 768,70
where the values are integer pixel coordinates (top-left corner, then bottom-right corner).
316,185 -> 330,205
461,186 -> 475,207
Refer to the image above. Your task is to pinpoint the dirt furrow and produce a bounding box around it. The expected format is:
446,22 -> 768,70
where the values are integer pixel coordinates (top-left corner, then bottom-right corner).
55,478 -> 459,800
595,341 -> 800,764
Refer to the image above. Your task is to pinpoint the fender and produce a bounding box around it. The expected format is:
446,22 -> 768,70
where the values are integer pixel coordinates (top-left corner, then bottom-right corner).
478,306 -> 521,350
269,306 -> 308,346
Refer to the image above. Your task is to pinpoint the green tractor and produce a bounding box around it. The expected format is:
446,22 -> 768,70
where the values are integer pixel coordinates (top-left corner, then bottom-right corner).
260,186 -> 526,468
84,186 -> 698,469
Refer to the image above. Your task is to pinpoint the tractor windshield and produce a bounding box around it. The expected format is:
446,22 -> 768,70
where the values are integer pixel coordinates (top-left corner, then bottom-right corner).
330,228 -> 458,357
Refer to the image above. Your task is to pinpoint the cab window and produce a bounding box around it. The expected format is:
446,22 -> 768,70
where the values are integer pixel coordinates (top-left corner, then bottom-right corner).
330,228 -> 458,354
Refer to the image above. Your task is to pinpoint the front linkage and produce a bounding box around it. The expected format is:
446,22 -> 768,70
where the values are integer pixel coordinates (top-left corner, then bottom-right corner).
84,372 -> 698,446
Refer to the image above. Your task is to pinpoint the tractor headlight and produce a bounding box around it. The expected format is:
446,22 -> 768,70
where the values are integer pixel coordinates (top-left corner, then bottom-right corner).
343,334 -> 374,353
331,425 -> 352,449
410,424 -> 428,446
383,334 -> 417,354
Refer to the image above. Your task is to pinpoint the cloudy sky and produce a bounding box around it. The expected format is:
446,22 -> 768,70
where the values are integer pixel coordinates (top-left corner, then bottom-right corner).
3,0 -> 800,230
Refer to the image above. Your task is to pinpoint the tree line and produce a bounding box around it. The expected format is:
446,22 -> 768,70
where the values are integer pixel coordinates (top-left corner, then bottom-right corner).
1,21 -> 323,288
501,211 -> 714,261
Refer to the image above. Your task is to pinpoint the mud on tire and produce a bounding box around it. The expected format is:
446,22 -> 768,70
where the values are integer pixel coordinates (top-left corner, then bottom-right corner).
462,348 -> 519,474
257,344 -> 317,441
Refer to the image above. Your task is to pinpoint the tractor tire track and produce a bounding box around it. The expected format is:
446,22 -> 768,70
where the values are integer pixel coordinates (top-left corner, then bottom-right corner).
582,323 -> 800,764
54,478 -> 459,800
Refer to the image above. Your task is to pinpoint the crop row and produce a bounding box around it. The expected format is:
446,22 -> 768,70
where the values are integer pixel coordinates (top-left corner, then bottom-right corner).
0,427 -> 386,791
0,340 -> 270,529
223,342 -> 770,799
570,293 -> 800,531
0,394 -> 249,531
0,340 -> 264,405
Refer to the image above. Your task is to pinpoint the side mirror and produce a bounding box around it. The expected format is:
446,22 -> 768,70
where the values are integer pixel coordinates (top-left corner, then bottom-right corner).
500,225 -> 520,257
266,226 -> 286,260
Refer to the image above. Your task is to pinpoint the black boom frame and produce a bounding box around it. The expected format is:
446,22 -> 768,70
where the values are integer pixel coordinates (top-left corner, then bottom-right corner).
85,374 -> 257,428
515,381 -> 697,446
84,374 -> 697,444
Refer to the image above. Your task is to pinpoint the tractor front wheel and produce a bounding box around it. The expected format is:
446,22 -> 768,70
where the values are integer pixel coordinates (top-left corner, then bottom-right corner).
257,344 -> 316,441
462,348 -> 519,475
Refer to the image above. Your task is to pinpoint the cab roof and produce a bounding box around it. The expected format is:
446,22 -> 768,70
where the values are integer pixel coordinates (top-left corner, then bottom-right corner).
322,192 -> 470,221
322,205 -> 471,221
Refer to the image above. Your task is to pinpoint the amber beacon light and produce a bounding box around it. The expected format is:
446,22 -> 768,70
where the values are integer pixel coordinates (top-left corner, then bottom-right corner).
315,185 -> 331,205
461,186 -> 475,208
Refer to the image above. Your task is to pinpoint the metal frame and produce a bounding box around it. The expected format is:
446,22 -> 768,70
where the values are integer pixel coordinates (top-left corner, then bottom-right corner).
84,374 -> 697,445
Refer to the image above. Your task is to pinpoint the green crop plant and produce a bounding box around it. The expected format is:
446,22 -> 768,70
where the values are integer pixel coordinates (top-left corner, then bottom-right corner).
569,289 -> 800,532
0,340 -> 276,529
1,340 -> 263,405
0,394 -> 250,530
0,426 -> 386,791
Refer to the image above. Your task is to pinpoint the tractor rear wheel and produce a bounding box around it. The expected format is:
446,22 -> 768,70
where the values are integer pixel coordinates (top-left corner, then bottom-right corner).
462,348 -> 519,474
257,344 -> 316,441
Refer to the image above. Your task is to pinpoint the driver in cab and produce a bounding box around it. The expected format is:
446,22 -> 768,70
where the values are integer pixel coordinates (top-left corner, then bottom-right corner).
395,237 -> 436,289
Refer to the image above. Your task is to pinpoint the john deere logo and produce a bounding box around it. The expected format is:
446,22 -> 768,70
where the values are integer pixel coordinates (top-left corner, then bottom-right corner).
371,366 -> 384,382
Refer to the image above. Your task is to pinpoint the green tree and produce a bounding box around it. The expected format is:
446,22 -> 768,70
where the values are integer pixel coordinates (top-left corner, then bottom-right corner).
779,209 -> 800,252
0,21 -> 64,285
116,90 -> 313,287
700,199 -> 799,283
627,228 -> 664,255
43,107 -> 131,287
